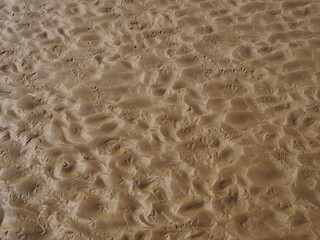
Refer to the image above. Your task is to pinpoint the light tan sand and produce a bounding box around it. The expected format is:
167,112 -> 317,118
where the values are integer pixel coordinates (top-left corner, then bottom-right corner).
1,0 -> 320,239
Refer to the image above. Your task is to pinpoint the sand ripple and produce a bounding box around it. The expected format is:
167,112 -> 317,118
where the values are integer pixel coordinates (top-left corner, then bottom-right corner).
1,0 -> 320,239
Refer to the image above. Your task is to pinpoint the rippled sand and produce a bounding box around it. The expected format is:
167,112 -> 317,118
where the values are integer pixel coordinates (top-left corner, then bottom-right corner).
0,0 -> 320,239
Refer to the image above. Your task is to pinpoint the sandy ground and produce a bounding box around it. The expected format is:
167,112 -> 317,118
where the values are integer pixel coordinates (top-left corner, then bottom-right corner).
0,0 -> 320,239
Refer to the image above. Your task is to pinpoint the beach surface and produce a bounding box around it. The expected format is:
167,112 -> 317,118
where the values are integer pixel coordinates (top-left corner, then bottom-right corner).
1,0 -> 320,239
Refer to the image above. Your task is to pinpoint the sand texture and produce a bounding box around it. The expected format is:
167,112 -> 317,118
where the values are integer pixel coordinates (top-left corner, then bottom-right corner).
1,0 -> 320,239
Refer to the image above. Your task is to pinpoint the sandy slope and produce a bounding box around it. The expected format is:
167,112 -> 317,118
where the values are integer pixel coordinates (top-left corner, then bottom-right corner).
0,0 -> 320,239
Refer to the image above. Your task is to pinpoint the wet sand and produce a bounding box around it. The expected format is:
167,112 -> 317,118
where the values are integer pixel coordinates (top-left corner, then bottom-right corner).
1,0 -> 320,239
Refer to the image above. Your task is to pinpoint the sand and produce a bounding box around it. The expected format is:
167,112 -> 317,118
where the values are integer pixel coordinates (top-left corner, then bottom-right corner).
0,0 -> 320,239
